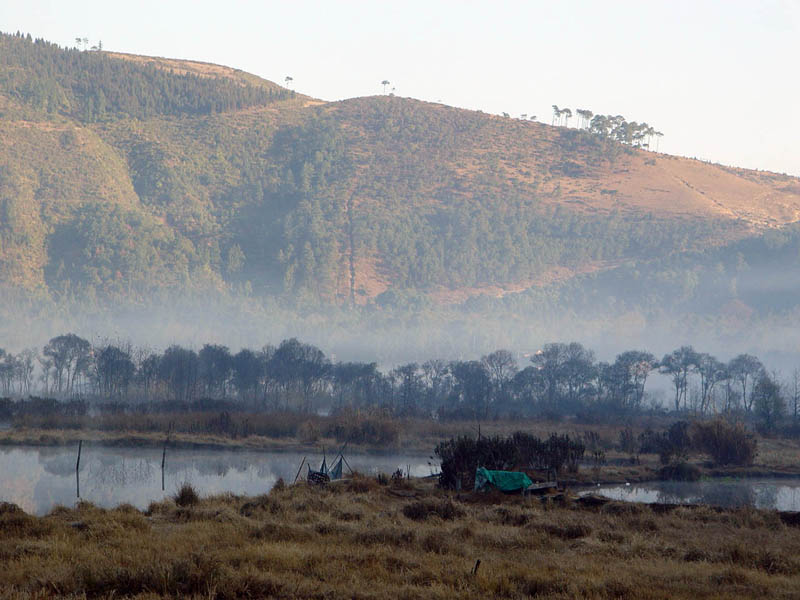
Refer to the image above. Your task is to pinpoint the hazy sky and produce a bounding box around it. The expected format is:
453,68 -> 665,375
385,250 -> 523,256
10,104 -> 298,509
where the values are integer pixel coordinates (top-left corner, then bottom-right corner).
3,0 -> 799,176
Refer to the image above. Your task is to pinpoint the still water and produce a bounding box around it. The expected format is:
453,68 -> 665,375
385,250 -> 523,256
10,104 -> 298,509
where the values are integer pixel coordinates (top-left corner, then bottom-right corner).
0,445 -> 436,515
583,479 -> 800,511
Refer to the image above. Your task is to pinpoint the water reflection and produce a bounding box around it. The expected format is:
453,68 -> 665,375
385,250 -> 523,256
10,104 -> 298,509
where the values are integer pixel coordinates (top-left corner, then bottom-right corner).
0,445 -> 433,515
585,479 -> 800,511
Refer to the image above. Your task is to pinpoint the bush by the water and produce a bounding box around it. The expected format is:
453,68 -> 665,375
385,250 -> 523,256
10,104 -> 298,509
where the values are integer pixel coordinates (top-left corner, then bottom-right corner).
639,419 -> 757,467
658,461 -> 701,481
512,432 -> 585,474
435,432 -> 585,490
692,419 -> 757,466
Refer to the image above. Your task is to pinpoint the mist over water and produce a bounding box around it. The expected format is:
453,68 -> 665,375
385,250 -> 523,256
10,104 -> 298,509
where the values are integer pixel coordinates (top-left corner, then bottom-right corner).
3,292 -> 798,369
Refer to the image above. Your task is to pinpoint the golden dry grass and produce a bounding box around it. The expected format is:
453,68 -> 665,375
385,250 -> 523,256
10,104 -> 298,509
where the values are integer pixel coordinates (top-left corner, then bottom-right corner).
2,476 -> 800,599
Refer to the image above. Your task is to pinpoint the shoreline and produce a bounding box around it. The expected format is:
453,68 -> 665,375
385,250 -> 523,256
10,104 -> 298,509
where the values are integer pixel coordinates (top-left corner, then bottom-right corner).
0,427 -> 433,456
3,427 -> 800,484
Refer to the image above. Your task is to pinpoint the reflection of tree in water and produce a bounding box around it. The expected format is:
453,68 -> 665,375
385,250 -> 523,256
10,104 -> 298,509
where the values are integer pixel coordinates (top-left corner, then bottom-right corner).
5,447 -> 432,514
699,482 -> 755,508
753,484 -> 779,510
85,457 -> 154,487
654,481 -> 756,508
655,482 -> 702,505
39,452 -> 76,477
166,454 -> 260,478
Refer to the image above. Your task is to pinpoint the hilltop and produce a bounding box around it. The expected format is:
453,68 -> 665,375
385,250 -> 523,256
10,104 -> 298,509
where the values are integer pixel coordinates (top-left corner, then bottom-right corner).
3,31 -> 800,354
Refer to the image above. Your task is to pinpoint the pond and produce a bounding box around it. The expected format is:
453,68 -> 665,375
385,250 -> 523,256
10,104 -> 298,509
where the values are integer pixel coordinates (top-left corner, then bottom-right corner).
0,445 -> 437,515
582,479 -> 800,511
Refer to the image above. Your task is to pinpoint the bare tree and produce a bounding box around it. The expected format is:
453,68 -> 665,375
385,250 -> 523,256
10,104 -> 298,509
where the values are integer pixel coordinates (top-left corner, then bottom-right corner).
728,354 -> 764,413
660,346 -> 699,412
790,368 -> 800,422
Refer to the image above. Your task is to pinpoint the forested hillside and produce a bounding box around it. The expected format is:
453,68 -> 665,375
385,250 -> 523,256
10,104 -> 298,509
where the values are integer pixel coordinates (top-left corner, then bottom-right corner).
3,31 -> 800,358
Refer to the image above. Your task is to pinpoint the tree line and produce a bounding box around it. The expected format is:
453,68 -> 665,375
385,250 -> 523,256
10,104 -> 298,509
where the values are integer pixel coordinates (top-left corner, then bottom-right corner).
0,31 -> 290,122
0,335 -> 797,431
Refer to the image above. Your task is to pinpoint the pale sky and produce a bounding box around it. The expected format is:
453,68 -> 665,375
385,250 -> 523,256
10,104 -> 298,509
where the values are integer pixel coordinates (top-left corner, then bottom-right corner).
2,0 -> 799,176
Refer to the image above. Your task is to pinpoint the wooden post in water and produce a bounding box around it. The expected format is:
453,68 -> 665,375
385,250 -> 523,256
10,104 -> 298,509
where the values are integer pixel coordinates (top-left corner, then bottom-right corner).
293,456 -> 307,484
75,439 -> 82,498
161,423 -> 173,492
161,438 -> 167,491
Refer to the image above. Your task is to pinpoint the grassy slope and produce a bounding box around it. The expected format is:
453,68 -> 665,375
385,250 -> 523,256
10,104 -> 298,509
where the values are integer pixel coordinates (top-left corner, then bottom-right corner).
2,478 -> 800,598
330,96 -> 800,224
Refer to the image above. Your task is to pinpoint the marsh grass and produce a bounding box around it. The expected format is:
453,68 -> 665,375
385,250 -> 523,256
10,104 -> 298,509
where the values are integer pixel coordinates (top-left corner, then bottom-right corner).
1,478 -> 800,598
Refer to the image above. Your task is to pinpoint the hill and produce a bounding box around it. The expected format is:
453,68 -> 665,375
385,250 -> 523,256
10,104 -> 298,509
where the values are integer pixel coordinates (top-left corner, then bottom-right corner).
3,31 -> 800,358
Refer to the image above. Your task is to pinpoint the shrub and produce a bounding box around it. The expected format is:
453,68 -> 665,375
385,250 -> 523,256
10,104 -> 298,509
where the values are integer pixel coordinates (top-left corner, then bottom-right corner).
692,419 -> 757,466
639,421 -> 692,464
174,482 -> 199,507
618,427 -> 637,454
512,432 -> 585,474
658,461 -> 701,481
435,432 -> 585,490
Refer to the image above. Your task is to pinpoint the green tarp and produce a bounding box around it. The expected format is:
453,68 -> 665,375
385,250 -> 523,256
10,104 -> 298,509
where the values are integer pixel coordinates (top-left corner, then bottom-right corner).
474,467 -> 533,493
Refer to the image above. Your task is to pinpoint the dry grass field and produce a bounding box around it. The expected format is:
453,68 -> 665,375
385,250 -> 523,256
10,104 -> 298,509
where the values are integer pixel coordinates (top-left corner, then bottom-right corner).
2,475 -> 800,599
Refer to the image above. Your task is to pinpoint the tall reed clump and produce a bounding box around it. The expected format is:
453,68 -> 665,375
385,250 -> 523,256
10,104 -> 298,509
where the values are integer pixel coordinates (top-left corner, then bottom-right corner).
174,482 -> 200,507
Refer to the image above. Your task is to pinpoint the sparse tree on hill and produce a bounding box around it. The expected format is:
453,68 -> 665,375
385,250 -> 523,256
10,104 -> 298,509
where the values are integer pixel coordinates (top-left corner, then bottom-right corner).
561,108 -> 572,127
381,80 -> 390,94
576,109 -> 593,128
284,76 -> 293,89
552,105 -> 561,125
